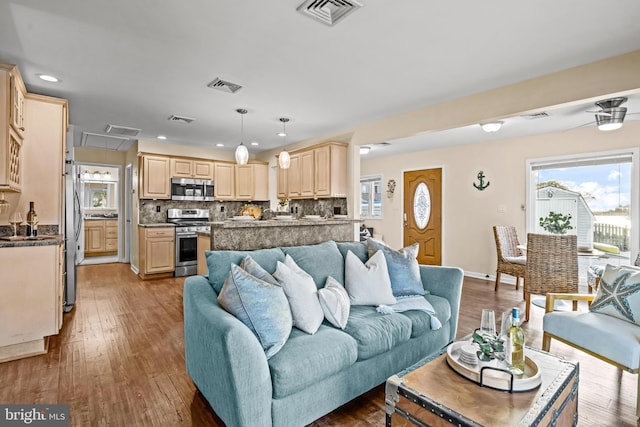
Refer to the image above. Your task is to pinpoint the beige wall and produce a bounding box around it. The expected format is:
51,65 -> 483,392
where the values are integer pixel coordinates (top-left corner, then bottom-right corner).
361,121 -> 640,276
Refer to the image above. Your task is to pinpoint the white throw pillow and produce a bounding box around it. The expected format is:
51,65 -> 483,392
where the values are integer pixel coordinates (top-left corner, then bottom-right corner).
318,276 -> 350,329
273,255 -> 324,334
345,250 -> 396,306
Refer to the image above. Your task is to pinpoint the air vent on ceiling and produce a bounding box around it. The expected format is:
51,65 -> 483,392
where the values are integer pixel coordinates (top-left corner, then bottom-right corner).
375,141 -> 391,146
207,78 -> 243,94
168,115 -> 196,124
297,0 -> 363,27
521,112 -> 550,120
105,124 -> 141,137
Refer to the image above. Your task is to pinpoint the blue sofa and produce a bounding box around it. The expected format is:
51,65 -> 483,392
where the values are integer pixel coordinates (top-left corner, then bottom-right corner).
183,240 -> 464,427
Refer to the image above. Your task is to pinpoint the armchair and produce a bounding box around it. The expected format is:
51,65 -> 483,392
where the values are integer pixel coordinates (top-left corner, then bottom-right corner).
542,291 -> 640,416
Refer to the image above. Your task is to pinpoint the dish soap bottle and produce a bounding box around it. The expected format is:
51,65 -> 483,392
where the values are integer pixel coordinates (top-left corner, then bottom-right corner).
26,201 -> 38,237
505,307 -> 525,375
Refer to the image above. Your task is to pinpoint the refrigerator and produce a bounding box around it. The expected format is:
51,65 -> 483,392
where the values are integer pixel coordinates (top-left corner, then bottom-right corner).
64,144 -> 81,312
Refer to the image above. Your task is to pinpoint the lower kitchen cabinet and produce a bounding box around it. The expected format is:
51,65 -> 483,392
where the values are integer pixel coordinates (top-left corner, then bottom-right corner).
139,226 -> 175,280
84,219 -> 118,256
0,243 -> 64,362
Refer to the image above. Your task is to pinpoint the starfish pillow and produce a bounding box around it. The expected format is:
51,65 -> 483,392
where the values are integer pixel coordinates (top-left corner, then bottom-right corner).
590,264 -> 640,326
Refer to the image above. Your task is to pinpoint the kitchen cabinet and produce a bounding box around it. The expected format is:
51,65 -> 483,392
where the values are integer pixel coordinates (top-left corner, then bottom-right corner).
215,161 -> 267,201
280,141 -> 347,199
314,142 -> 347,197
0,243 -> 63,362
140,154 -> 170,199
84,219 -> 118,256
139,226 -> 175,279
235,162 -> 268,201
170,158 -> 213,180
0,63 -> 27,192
214,162 -> 235,200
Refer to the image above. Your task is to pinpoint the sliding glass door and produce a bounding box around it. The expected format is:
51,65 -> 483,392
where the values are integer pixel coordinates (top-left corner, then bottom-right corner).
526,149 -> 639,287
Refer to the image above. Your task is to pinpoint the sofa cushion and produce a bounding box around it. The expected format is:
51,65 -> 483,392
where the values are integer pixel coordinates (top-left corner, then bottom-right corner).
217,264 -> 292,359
367,239 -> 424,297
544,310 -> 640,369
281,241 -> 345,288
336,241 -> 369,263
241,255 -> 278,285
273,255 -> 325,335
345,250 -> 396,306
206,247 -> 285,294
268,326 -> 358,399
318,276 -> 350,329
342,305 -> 412,360
590,264 -> 640,326
399,294 -> 452,338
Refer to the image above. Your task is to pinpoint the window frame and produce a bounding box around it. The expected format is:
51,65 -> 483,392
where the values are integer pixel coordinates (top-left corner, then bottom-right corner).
360,174 -> 383,219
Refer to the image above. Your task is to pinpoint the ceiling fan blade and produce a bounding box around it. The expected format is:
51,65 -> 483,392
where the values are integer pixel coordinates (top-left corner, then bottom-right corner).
585,110 -> 613,116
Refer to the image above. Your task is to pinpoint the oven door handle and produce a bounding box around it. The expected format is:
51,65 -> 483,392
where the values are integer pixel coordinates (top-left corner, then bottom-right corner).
176,233 -> 198,238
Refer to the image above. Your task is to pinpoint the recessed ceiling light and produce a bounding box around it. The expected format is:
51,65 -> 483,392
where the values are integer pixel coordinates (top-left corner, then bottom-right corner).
277,131 -> 287,137
251,142 -> 259,146
480,121 -> 503,132
216,143 -> 224,147
360,146 -> 371,155
157,135 -> 167,140
37,74 -> 60,82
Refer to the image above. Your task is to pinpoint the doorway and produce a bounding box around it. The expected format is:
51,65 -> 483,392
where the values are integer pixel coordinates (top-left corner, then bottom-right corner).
403,168 -> 442,265
77,162 -> 121,265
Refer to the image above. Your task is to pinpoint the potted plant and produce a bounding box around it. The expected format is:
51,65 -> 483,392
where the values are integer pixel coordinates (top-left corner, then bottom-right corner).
539,211 -> 573,234
278,198 -> 289,213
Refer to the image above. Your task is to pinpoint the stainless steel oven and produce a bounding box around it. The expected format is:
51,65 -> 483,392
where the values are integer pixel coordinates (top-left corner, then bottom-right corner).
167,208 -> 210,277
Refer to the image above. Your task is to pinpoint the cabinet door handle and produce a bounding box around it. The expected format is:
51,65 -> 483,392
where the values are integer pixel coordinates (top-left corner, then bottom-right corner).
19,127 -> 25,131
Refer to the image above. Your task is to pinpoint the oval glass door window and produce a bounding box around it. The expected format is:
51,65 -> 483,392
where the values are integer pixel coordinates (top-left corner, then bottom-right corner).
413,182 -> 431,229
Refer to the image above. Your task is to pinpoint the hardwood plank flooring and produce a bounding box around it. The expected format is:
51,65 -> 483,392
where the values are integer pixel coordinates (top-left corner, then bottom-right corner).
0,263 -> 636,426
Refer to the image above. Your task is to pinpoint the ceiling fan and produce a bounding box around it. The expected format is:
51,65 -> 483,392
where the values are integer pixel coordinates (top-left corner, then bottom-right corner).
585,97 -> 632,131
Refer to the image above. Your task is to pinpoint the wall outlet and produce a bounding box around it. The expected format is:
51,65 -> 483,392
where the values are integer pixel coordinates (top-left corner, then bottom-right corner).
156,205 -> 161,213
221,206 -> 225,212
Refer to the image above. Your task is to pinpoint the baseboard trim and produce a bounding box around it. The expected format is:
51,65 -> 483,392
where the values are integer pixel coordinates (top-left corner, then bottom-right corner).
130,264 -> 139,275
464,271 -> 518,286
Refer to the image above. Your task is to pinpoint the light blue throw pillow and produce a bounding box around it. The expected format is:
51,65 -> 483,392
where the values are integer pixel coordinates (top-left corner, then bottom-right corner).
590,264 -> 640,326
367,239 -> 425,297
218,264 -> 292,358
241,255 -> 278,285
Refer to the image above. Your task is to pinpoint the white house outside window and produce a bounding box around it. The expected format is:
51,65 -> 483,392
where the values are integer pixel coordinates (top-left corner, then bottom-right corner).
360,175 -> 383,218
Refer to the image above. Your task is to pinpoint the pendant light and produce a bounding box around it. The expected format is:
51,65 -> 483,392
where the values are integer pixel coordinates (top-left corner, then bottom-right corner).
235,108 -> 249,165
278,117 -> 291,169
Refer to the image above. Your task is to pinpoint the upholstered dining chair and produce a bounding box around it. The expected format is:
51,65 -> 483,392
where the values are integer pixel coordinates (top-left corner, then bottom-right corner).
524,233 -> 579,322
493,226 -> 526,293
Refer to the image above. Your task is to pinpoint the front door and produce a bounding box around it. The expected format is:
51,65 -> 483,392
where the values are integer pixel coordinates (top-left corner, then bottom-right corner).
403,168 -> 442,265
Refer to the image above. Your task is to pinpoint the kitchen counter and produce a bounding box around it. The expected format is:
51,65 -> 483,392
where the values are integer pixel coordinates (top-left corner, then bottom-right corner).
203,219 -> 361,251
138,223 -> 176,228
0,234 -> 64,248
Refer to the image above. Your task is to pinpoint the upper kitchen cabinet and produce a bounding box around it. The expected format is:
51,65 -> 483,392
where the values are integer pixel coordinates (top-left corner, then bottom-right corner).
23,94 -> 68,225
280,142 -> 347,200
235,162 -> 268,201
314,142 -> 347,197
170,158 -> 214,180
213,162 -> 234,200
140,154 -> 170,199
0,63 -> 27,192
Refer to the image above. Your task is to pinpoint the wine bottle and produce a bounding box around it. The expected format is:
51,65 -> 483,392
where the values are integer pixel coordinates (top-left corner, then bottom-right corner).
26,201 -> 37,237
505,307 -> 525,375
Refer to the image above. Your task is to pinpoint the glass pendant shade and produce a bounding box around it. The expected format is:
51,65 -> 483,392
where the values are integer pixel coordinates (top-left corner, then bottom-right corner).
279,150 -> 291,169
235,108 -> 249,165
235,142 -> 249,165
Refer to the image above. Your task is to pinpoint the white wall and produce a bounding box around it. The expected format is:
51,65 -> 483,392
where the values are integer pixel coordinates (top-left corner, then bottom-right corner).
361,121 -> 640,277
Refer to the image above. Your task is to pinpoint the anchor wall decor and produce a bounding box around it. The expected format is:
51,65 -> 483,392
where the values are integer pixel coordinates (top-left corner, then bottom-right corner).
473,171 -> 490,191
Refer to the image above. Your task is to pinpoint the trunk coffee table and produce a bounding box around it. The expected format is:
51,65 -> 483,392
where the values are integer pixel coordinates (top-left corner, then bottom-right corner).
385,345 -> 578,426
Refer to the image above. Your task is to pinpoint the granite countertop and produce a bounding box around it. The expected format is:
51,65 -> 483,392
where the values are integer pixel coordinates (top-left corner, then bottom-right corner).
138,223 -> 176,228
0,234 -> 64,248
209,219 -> 361,229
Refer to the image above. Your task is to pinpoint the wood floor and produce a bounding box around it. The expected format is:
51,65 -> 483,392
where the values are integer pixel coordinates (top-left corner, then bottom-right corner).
0,263 -> 637,426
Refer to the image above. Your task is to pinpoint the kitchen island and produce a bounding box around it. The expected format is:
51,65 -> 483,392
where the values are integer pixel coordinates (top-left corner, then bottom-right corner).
199,218 -> 360,252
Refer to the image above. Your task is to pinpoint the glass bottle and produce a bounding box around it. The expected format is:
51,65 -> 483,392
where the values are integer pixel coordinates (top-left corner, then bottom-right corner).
505,307 -> 525,375
26,201 -> 37,237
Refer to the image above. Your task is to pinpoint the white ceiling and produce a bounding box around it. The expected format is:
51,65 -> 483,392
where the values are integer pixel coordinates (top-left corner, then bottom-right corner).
0,0 -> 639,157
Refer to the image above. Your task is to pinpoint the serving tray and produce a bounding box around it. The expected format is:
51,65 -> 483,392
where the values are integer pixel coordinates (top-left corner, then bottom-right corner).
446,340 -> 542,392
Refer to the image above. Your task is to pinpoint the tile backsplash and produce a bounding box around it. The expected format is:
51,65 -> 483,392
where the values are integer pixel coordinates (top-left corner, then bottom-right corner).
138,198 -> 348,223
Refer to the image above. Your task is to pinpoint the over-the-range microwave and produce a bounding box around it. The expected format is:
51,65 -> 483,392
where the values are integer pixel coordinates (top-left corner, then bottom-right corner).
171,178 -> 214,201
